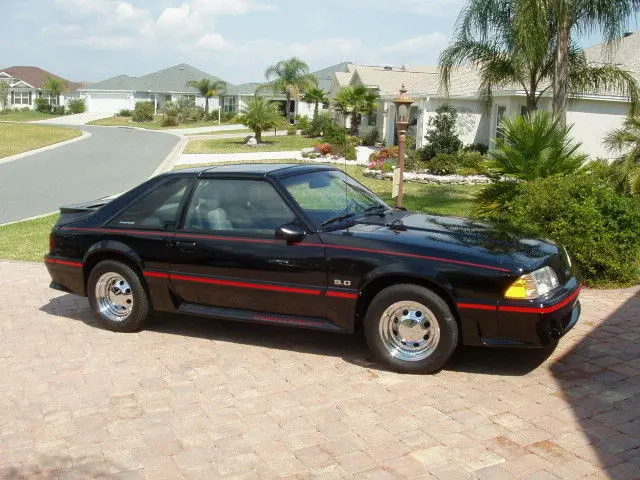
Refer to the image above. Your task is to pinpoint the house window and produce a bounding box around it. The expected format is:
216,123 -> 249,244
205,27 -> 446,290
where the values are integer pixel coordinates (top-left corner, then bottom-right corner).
165,94 -> 172,102
223,96 -> 237,113
13,91 -> 31,105
495,105 -> 507,139
365,114 -> 377,127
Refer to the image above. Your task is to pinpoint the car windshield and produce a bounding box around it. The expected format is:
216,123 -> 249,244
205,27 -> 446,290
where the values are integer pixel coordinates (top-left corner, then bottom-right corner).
281,170 -> 390,228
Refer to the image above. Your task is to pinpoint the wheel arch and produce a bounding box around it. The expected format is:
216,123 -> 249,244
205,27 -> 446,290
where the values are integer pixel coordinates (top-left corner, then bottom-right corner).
355,273 -> 458,330
82,241 -> 145,294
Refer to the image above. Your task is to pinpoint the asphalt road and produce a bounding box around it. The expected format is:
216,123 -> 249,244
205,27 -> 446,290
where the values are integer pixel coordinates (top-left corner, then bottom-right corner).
0,126 -> 180,224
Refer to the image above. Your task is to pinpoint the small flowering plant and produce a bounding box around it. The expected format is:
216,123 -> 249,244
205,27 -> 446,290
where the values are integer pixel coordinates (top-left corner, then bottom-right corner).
368,146 -> 399,172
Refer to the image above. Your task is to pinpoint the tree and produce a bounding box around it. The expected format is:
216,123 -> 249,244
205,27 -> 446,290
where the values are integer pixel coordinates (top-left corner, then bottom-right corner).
440,0 -> 640,116
263,57 -> 318,122
333,85 -> 379,136
240,97 -> 283,143
604,114 -> 640,194
515,0 -> 640,123
187,78 -> 227,115
302,87 -> 328,119
0,81 -> 9,112
44,76 -> 67,107
421,104 -> 463,160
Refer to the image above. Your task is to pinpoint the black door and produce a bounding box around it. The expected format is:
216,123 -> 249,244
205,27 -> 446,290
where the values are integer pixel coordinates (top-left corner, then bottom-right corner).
169,178 -> 328,318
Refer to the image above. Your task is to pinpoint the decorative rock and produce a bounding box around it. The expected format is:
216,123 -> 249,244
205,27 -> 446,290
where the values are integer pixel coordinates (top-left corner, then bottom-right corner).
245,136 -> 258,146
363,169 -> 493,185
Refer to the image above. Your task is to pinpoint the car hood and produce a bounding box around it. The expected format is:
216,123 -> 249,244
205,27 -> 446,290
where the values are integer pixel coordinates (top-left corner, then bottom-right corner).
345,211 -> 559,272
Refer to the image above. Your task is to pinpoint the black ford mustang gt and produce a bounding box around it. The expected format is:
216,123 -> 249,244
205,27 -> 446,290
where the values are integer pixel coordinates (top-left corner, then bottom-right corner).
46,163 -> 581,373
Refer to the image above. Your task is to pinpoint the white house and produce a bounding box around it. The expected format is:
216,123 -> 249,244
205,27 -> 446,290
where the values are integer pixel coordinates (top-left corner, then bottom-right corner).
334,32 -> 640,158
0,66 -> 82,109
80,64 -> 227,115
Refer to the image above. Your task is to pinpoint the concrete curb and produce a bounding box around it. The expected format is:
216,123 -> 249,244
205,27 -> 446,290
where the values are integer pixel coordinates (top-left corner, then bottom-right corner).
0,130 -> 91,166
0,210 -> 58,228
150,134 -> 189,177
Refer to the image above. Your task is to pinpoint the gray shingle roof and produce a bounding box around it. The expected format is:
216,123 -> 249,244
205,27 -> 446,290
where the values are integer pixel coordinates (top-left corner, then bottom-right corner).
83,63 -> 228,93
312,61 -> 352,91
584,31 -> 640,82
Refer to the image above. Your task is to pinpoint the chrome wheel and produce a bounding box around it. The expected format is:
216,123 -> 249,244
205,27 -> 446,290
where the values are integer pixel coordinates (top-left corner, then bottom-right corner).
95,272 -> 134,322
379,301 -> 441,362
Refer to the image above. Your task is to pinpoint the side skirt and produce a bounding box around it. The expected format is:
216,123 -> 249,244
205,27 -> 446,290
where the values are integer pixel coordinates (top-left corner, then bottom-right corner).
177,303 -> 347,333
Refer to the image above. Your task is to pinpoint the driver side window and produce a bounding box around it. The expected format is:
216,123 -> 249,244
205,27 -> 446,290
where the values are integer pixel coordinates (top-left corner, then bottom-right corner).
183,179 -> 296,236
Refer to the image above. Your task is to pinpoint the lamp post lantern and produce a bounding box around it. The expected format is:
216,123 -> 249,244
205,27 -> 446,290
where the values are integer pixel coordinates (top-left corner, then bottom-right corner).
393,85 -> 414,208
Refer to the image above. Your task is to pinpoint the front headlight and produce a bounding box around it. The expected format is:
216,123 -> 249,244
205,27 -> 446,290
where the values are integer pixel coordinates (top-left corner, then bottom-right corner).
505,266 -> 559,300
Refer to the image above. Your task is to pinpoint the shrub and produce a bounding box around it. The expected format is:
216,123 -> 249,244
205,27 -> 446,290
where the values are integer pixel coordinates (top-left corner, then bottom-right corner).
362,128 -> 380,146
67,98 -> 86,114
490,111 -> 587,180
287,126 -> 297,136
315,143 -> 332,155
304,111 -> 333,137
133,101 -> 154,122
463,143 -> 489,155
322,121 -> 348,146
420,104 -> 462,160
456,150 -> 489,175
333,142 -> 357,160
118,109 -> 133,117
349,135 -> 363,147
370,146 -> 399,163
295,115 -> 310,132
426,154 -> 458,175
35,98 -> 52,113
52,106 -> 66,115
498,169 -> 640,286
161,115 -> 179,127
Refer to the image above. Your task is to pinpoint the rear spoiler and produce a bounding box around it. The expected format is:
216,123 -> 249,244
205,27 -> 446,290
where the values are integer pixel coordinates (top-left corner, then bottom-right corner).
59,199 -> 110,214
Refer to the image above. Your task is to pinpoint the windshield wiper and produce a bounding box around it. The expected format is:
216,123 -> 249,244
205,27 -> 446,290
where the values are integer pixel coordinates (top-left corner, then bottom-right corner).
320,212 -> 358,228
363,205 -> 389,216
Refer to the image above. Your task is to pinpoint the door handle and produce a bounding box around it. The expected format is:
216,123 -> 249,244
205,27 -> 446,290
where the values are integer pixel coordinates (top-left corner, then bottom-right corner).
176,241 -> 197,248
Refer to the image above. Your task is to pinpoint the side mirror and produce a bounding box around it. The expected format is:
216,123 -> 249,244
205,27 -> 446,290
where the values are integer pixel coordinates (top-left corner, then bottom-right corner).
276,223 -> 306,244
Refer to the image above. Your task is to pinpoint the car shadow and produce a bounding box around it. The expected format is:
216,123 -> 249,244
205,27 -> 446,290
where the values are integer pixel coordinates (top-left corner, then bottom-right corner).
549,291 -> 640,478
0,454 -> 127,479
40,293 -> 552,376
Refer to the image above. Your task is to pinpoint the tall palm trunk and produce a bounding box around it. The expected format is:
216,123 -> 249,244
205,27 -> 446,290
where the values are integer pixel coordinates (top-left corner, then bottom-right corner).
313,102 -> 319,119
286,91 -> 293,123
255,128 -> 262,143
349,113 -> 360,136
204,97 -> 209,114
553,13 -> 572,125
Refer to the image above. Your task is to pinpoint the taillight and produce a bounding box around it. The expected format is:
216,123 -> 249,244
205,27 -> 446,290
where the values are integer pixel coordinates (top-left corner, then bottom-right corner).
49,233 -> 57,254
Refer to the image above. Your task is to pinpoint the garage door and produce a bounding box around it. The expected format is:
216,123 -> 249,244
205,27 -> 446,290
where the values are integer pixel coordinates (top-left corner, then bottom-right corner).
88,93 -> 131,114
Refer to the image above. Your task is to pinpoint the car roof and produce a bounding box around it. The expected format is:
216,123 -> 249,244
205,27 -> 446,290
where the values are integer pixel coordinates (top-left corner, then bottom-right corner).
169,163 -> 338,179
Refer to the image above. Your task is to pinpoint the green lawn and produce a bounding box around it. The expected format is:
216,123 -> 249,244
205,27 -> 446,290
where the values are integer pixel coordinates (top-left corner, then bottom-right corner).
184,135 -> 318,154
189,128 -> 252,136
0,214 -> 59,262
87,116 -> 235,130
0,110 -> 63,122
0,123 -> 82,159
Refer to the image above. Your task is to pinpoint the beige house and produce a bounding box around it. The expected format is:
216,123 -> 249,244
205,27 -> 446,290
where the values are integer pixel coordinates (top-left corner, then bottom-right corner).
332,32 -> 640,158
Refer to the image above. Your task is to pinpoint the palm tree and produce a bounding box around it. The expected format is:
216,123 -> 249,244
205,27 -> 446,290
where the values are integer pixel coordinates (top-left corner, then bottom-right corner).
440,0 -> 639,116
187,78 -> 227,115
302,87 -> 328,119
333,86 -> 379,136
263,57 -> 318,122
44,76 -> 67,108
515,0 -> 640,123
240,96 -> 282,143
604,114 -> 640,194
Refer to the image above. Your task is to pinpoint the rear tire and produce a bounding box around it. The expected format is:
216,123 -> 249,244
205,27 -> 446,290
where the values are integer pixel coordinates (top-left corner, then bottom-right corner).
364,284 -> 458,373
87,260 -> 151,332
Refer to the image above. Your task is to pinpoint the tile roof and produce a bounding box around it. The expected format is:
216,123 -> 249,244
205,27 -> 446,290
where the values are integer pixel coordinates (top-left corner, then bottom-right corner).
0,66 -> 82,91
350,65 -> 440,96
85,75 -> 138,91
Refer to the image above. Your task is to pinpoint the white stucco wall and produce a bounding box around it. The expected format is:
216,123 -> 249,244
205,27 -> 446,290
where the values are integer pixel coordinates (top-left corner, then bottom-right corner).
566,99 -> 628,159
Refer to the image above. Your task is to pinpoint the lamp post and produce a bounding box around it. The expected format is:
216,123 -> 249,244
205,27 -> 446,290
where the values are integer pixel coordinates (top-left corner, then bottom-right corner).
393,85 -> 414,208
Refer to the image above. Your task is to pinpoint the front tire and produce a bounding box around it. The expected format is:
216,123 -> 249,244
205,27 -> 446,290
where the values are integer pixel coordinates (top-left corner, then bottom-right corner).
87,260 -> 151,332
364,284 -> 458,373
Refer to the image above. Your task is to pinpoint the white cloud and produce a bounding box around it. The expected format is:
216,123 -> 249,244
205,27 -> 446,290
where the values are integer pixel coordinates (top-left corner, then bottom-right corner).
115,2 -> 148,21
382,33 -> 448,53
191,0 -> 276,16
344,0 -> 462,16
196,33 -> 232,50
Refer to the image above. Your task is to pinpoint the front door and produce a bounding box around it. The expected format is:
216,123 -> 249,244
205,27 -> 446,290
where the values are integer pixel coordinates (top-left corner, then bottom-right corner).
169,178 -> 327,318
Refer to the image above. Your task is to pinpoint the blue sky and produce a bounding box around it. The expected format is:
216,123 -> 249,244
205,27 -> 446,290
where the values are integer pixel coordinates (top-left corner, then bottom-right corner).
1,0 -> 637,85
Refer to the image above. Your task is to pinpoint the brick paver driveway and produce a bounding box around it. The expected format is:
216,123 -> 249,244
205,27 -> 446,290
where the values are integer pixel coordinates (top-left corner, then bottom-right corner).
1,260 -> 639,480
